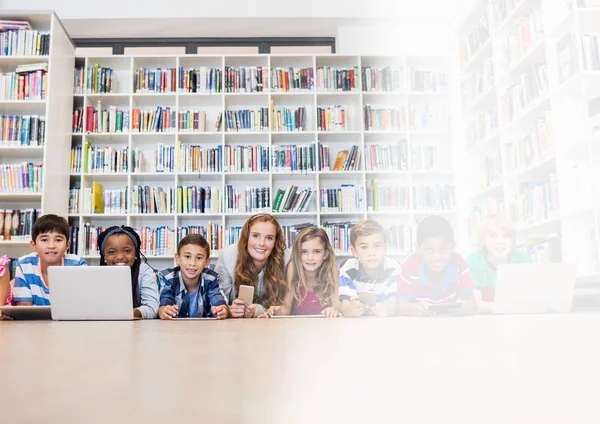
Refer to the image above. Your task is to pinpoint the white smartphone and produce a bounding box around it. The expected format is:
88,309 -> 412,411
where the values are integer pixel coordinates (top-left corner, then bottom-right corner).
238,284 -> 255,305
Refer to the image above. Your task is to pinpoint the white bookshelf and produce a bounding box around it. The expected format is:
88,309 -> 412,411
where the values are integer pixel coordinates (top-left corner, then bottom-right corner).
0,11 -> 75,258
69,53 -> 455,268
458,0 -> 600,282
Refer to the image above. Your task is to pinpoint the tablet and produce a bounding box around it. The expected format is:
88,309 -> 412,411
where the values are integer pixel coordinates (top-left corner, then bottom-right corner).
0,306 -> 52,320
172,317 -> 217,320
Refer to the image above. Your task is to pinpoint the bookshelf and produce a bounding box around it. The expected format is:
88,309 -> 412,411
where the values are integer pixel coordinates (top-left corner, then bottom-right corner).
69,53 -> 455,268
459,0 -> 600,283
0,11 -> 75,258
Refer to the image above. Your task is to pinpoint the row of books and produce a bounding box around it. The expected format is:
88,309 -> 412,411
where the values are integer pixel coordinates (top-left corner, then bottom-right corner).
131,107 -> 176,133
499,6 -> 544,71
0,70 -> 47,101
499,63 -> 548,126
527,235 -> 562,264
491,0 -> 520,28
361,66 -> 402,92
178,67 -> 222,93
0,208 -> 40,240
270,67 -> 313,92
461,57 -> 494,106
224,108 -> 269,132
178,110 -> 207,132
271,105 -> 307,132
74,65 -> 115,94
74,184 -> 127,214
68,141 -> 445,175
134,67 -> 177,93
272,186 -> 315,213
0,162 -> 43,193
410,70 -> 449,93
225,66 -> 267,93
0,114 -> 45,146
365,142 -> 408,171
468,198 -> 507,244
70,144 -> 129,174
504,113 -> 554,173
317,105 -> 347,131
271,144 -> 317,173
408,104 -> 450,131
412,184 -> 456,211
366,180 -> 409,211
466,106 -> 499,147
0,27 -> 50,56
224,144 -> 270,173
363,105 -> 403,131
316,66 -> 359,92
130,186 -> 175,214
511,174 -> 560,226
319,185 -> 363,212
479,151 -> 503,190
224,185 -> 270,213
177,186 -> 220,214
460,13 -> 490,68
74,105 -> 130,133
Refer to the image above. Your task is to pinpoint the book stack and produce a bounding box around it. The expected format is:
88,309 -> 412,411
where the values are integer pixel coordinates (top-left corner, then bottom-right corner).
272,185 -> 315,213
331,145 -> 361,171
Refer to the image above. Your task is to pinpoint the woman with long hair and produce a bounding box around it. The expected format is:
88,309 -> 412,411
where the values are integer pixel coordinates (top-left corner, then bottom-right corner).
97,225 -> 159,319
215,213 -> 289,318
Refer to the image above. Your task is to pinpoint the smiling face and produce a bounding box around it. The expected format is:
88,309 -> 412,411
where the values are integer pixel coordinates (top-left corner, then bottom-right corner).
103,234 -> 136,267
419,236 -> 453,274
176,244 -> 210,284
31,231 -> 70,267
247,221 -> 277,269
300,237 -> 328,274
483,226 -> 513,263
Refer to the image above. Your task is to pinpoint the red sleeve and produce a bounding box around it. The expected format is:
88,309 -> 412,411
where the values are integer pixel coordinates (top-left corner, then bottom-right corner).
398,253 -> 421,300
453,253 -> 475,295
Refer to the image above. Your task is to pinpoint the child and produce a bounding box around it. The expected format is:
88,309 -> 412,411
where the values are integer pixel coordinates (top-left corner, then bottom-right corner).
158,234 -> 229,320
466,214 -> 531,313
97,225 -> 159,319
339,219 -> 399,317
398,215 -> 476,317
263,227 -> 341,317
12,214 -> 87,306
0,255 -> 11,318
215,213 -> 290,318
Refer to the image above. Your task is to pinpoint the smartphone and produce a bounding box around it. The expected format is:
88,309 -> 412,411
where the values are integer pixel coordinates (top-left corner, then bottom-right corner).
238,285 -> 255,305
358,291 -> 377,307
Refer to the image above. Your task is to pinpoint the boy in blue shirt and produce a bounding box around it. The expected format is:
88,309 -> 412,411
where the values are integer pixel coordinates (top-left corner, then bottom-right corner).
12,214 -> 87,305
158,234 -> 228,319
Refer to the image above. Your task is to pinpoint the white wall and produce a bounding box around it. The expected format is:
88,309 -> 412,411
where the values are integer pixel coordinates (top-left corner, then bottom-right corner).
1,0 -> 456,20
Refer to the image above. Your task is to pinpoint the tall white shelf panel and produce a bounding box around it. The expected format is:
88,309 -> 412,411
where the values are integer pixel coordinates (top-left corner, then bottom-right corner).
70,54 -> 455,268
458,0 -> 600,283
0,11 -> 75,258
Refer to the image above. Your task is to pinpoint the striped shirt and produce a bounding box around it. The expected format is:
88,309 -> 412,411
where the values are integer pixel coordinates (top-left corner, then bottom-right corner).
159,266 -> 226,318
12,252 -> 87,305
339,257 -> 400,302
398,252 -> 474,304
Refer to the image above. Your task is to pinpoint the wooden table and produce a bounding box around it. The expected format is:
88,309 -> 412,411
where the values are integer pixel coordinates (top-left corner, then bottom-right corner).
1,314 -> 600,423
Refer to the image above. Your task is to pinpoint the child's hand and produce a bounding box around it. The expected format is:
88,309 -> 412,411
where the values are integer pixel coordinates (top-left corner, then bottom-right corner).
230,299 -> 247,318
373,302 -> 388,317
211,304 -> 229,320
456,298 -> 477,316
159,304 -> 179,320
349,298 -> 365,317
258,305 -> 281,318
321,307 -> 342,318
244,304 -> 256,318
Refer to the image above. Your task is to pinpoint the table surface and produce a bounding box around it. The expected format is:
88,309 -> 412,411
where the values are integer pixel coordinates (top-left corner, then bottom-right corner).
1,314 -> 600,424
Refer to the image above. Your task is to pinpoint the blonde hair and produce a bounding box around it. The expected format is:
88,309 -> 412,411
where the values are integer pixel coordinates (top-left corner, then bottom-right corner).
289,227 -> 337,307
478,214 -> 516,250
350,219 -> 386,247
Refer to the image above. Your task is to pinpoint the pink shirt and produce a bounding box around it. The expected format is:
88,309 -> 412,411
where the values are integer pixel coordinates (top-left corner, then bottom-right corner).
292,285 -> 326,315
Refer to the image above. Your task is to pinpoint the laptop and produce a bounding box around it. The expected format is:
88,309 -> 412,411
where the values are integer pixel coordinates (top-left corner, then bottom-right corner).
48,266 -> 135,320
494,263 -> 577,314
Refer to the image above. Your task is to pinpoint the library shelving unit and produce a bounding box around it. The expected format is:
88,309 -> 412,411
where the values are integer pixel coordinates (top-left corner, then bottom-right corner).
0,11 -> 75,258
458,0 -> 600,284
69,53 -> 455,269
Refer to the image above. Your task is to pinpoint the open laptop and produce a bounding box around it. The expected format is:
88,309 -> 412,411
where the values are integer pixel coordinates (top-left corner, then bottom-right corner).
48,266 -> 135,320
494,263 -> 576,314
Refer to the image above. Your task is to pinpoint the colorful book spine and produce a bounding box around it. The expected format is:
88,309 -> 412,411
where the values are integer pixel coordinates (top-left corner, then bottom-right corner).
0,114 -> 45,145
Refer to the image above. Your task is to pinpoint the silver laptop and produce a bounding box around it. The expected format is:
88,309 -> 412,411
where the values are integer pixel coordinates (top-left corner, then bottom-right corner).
494,263 -> 576,314
48,266 -> 135,320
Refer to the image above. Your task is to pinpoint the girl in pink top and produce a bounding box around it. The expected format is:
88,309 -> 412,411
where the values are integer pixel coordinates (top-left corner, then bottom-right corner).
261,227 -> 341,317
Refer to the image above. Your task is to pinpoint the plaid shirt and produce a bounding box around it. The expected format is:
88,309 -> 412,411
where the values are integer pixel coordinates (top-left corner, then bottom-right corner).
159,266 -> 226,318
